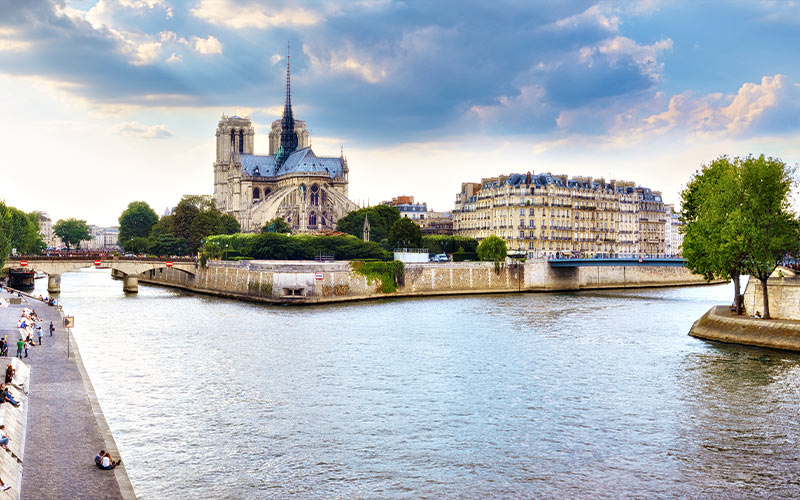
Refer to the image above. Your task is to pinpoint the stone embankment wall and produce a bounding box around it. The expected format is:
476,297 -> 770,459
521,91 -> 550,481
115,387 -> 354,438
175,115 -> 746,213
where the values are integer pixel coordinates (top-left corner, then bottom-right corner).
743,268 -> 800,320
135,260 -> 714,304
690,305 -> 800,351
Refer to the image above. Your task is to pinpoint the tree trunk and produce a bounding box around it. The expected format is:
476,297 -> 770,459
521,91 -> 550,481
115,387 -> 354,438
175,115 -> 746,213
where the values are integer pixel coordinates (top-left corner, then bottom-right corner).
760,277 -> 771,319
732,274 -> 743,314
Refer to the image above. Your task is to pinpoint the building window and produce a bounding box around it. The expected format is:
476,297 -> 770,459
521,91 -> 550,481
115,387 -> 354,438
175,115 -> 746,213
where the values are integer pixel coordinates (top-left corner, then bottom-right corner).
310,184 -> 319,205
239,130 -> 244,153
253,187 -> 260,200
309,212 -> 317,226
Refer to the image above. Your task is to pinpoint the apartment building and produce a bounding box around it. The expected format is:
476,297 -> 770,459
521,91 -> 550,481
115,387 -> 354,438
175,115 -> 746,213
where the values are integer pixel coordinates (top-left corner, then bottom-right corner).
453,172 -> 670,259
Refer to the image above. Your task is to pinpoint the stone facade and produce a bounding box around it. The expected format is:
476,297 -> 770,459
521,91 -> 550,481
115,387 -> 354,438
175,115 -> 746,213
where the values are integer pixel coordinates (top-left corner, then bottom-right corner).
212,57 -> 359,233
453,172 -> 671,259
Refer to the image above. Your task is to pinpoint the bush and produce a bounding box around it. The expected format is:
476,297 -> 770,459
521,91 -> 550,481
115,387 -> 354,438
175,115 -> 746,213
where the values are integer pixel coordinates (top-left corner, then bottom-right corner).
477,235 -> 508,262
452,252 -> 478,262
202,233 -> 391,261
421,235 -> 478,255
350,260 -> 404,293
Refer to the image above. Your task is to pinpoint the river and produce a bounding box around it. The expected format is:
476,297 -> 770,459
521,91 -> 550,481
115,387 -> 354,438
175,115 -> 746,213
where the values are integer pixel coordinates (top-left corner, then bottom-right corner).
35,269 -> 800,499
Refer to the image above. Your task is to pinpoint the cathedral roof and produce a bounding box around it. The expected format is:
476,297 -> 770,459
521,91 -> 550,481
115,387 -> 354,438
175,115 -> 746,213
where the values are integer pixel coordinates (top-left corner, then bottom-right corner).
240,147 -> 344,179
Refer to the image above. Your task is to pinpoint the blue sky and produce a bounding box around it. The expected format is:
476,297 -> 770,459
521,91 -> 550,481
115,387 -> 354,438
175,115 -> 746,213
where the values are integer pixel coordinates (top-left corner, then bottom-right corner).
1,0 -> 799,225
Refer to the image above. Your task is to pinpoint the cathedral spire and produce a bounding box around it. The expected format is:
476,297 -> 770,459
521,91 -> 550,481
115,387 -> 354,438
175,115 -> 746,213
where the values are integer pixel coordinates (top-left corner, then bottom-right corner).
276,41 -> 298,169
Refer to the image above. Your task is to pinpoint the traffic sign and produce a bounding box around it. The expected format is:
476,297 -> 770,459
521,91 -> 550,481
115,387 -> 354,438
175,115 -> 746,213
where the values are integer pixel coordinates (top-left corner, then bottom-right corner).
63,316 -> 75,328
315,272 -> 324,280
166,261 -> 174,267
94,260 -> 102,266
20,260 -> 28,267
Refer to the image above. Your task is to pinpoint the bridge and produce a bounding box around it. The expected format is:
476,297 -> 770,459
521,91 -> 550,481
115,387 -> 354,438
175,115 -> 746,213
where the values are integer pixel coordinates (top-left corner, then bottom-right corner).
547,257 -> 686,268
2,257 -> 197,293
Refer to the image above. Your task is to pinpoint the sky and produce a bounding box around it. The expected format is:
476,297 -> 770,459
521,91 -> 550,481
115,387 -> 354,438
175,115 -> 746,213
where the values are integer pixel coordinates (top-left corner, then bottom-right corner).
1,0 -> 799,226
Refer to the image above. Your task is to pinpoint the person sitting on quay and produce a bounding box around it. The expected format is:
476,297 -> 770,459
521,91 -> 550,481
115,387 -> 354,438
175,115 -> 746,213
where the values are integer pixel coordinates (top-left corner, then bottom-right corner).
98,451 -> 121,470
0,385 -> 20,408
0,425 -> 10,450
94,450 -> 105,468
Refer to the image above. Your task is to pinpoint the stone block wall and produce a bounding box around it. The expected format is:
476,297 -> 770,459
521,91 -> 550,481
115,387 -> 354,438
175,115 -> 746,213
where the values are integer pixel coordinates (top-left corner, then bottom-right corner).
743,276 -> 800,320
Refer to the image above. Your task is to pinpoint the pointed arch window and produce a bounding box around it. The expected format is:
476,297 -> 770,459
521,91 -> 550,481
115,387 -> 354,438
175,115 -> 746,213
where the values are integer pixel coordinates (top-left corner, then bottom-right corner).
253,187 -> 261,200
309,212 -> 317,227
310,184 -> 319,206
239,130 -> 244,153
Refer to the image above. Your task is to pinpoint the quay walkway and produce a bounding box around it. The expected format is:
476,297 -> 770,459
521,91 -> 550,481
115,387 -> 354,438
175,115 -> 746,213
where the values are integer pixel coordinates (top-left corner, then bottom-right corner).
0,287 -> 135,499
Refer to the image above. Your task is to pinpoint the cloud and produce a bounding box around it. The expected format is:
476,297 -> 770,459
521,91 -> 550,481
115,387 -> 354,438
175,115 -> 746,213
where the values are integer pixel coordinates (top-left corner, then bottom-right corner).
193,35 -> 222,55
190,0 -> 321,29
113,121 -> 174,138
615,74 -> 800,141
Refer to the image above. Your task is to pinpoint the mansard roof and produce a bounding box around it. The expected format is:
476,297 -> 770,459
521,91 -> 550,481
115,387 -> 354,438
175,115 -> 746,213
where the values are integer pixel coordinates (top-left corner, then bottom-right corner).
240,147 -> 344,179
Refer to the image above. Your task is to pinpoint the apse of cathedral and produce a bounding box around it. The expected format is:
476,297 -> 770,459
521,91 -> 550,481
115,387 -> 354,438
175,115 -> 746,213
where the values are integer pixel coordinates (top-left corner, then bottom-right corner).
212,52 -> 359,233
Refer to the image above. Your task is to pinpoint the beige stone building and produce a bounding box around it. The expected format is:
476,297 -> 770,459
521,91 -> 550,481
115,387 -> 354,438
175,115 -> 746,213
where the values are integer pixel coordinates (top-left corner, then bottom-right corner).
213,56 -> 358,233
453,172 -> 670,258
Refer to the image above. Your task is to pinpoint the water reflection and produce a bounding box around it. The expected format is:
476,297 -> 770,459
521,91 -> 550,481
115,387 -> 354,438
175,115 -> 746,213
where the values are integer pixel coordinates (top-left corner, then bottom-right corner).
33,269 -> 800,499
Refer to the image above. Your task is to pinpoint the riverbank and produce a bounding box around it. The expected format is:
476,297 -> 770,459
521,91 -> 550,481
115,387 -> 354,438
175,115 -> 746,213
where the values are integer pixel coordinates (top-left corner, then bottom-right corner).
689,305 -> 800,352
131,259 -> 718,305
0,287 -> 136,499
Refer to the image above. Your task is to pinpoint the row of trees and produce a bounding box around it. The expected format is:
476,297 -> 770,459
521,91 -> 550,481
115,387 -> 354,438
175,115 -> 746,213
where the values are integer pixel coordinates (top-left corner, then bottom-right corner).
203,233 -> 390,261
681,155 -> 800,319
118,195 -> 239,256
0,202 -> 44,264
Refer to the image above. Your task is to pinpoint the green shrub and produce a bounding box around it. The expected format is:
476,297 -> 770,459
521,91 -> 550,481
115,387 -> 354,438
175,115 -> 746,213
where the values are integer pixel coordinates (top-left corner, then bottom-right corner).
421,235 -> 478,254
452,252 -> 478,262
201,233 -> 391,261
350,260 -> 404,293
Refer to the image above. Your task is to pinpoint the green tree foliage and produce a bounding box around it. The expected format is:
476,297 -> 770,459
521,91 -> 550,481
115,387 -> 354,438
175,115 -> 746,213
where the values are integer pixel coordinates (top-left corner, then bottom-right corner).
681,154 -> 800,319
350,260 -> 404,293
421,235 -> 478,255
148,234 -> 189,256
118,201 -> 159,245
738,155 -> 800,319
477,235 -> 508,262
0,202 -> 12,268
220,214 -> 241,234
6,208 -> 44,254
336,205 -> 400,242
54,218 -> 90,250
172,199 -> 200,240
202,233 -> 390,261
124,236 -> 151,254
150,215 -> 174,238
680,156 -> 747,313
261,217 -> 292,234
388,217 -> 422,249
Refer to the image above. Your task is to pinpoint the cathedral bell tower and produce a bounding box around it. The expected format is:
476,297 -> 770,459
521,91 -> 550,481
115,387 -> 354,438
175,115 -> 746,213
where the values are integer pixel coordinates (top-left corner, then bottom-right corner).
275,44 -> 298,169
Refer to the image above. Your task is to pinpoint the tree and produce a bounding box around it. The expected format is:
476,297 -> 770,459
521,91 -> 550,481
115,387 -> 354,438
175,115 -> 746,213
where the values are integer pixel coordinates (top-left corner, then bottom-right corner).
337,205 -> 400,243
477,235 -> 508,262
737,155 -> 800,319
680,156 -> 747,313
172,199 -> 200,240
6,208 -> 44,254
388,217 -> 422,249
118,201 -> 158,245
148,234 -> 189,256
220,214 -> 241,234
261,217 -> 292,234
0,202 -> 12,268
54,218 -> 90,250
188,209 -> 224,253
150,215 -> 174,238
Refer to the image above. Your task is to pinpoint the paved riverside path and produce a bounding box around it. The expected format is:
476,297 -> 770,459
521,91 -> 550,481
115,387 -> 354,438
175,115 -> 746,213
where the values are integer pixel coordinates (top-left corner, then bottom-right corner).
0,288 -> 133,499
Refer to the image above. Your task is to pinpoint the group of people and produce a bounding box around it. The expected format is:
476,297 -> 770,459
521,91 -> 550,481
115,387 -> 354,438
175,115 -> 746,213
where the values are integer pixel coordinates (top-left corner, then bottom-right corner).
94,450 -> 121,470
9,307 -> 53,359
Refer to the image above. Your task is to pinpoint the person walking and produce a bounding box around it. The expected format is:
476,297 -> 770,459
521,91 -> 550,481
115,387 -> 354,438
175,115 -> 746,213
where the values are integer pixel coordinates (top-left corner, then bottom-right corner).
36,325 -> 43,345
49,321 -> 55,337
15,339 -> 23,359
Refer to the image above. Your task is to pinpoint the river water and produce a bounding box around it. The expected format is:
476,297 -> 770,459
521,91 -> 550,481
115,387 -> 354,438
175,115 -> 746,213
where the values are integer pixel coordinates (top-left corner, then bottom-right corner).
35,269 -> 800,499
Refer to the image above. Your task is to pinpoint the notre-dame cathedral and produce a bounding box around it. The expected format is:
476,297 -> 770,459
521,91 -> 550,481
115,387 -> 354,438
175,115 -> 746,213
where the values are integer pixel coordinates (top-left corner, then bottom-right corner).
212,54 -> 359,233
